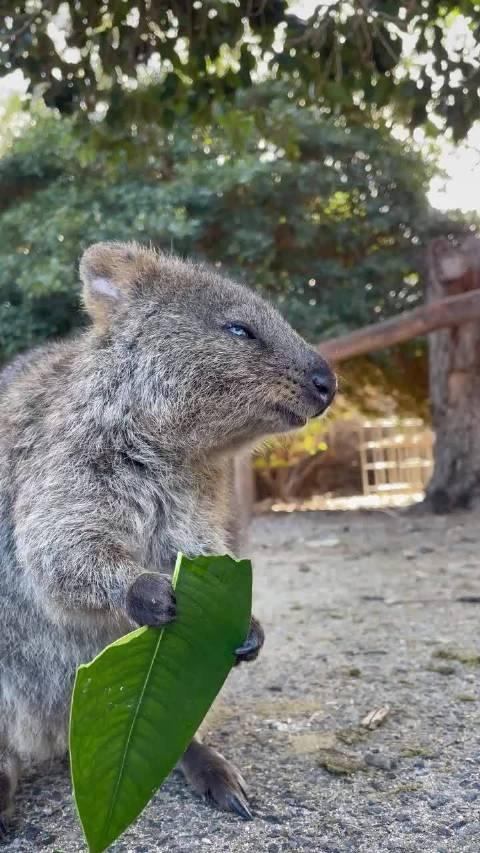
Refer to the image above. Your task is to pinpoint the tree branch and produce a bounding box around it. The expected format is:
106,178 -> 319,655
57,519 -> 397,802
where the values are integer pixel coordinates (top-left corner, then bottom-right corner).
318,289 -> 480,363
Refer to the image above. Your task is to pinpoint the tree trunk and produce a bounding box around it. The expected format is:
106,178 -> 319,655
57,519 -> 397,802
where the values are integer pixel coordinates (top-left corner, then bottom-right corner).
424,236 -> 480,512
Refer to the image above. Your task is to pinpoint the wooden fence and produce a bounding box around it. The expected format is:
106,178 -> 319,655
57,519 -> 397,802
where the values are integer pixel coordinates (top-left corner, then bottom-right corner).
359,418 -> 433,497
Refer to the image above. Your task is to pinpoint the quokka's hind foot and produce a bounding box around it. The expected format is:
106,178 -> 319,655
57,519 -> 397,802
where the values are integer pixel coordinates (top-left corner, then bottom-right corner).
0,748 -> 20,836
180,739 -> 252,820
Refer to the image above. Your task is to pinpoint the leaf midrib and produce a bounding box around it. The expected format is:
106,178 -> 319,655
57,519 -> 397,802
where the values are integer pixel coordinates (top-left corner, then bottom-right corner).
99,626 -> 165,847
98,555 -> 186,847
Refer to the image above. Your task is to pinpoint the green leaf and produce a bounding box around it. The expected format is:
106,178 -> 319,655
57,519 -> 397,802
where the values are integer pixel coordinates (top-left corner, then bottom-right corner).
70,553 -> 252,852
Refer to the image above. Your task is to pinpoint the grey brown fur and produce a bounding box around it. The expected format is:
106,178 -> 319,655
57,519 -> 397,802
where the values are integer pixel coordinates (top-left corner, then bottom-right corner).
0,242 -> 335,827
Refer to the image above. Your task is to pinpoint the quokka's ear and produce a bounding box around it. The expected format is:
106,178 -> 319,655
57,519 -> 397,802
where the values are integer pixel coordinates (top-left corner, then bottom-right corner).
79,241 -> 160,328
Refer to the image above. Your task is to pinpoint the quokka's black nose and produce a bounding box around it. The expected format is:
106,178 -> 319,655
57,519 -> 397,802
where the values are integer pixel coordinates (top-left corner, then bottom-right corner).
310,362 -> 337,410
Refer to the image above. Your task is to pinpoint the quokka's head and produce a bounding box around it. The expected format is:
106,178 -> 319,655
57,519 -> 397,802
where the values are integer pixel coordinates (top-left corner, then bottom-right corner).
80,242 -> 336,452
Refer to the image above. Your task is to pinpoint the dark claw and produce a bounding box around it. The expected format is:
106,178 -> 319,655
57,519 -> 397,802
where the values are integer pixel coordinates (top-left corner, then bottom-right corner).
236,778 -> 249,800
227,793 -> 253,821
235,637 -> 258,657
0,818 -> 7,838
235,616 -> 265,664
205,789 -> 252,820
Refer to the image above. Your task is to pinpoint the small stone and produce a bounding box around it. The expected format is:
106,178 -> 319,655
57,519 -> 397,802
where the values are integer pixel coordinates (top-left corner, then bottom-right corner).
346,666 -> 362,678
364,752 -> 397,771
395,812 -> 412,823
428,795 -> 449,809
463,792 -> 479,802
306,536 -> 340,548
428,663 -> 456,675
317,748 -> 366,774
433,646 -> 480,665
361,706 -> 391,730
367,806 -> 385,817
459,824 -> 480,838
40,835 -> 58,846
360,595 -> 384,602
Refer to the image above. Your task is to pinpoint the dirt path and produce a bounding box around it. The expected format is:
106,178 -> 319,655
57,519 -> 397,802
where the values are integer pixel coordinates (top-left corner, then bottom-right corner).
4,509 -> 480,852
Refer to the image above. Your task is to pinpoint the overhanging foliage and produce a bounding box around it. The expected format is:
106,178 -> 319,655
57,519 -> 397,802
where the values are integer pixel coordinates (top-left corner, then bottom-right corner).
2,2 -> 480,139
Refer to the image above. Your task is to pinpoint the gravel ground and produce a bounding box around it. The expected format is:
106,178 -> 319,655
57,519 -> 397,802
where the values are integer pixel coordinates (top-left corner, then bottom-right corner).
3,508 -> 480,852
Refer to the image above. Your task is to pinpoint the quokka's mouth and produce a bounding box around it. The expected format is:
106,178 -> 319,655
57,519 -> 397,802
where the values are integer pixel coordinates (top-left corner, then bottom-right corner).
313,404 -> 329,418
271,403 -> 308,429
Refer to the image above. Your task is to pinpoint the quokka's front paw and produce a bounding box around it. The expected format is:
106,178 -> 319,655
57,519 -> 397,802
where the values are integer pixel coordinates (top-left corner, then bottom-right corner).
235,615 -> 265,665
126,572 -> 176,627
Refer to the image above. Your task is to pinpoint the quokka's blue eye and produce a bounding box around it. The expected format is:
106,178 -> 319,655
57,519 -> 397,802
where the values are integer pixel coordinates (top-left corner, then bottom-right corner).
224,323 -> 256,340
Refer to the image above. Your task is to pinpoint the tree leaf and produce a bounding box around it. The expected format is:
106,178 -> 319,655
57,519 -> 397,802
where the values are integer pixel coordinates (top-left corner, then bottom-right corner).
69,553 -> 252,852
